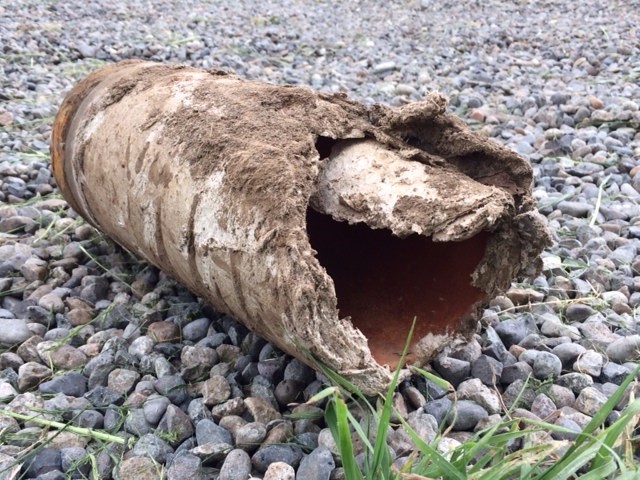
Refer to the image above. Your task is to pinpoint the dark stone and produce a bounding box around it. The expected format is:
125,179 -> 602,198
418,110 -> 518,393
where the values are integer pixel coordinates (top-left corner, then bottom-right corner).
155,375 -> 189,405
39,372 -> 87,397
84,386 -> 124,407
296,446 -> 335,480
251,444 -> 303,473
471,355 -> 503,386
424,397 -> 453,426
132,433 -> 175,464
451,400 -> 489,431
195,418 -> 232,446
500,361 -> 533,384
432,356 -> 470,387
166,452 -> 202,480
23,448 -> 62,478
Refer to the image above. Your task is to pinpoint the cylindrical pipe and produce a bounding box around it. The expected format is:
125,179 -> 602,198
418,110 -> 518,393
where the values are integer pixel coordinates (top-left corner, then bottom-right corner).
51,60 -> 549,394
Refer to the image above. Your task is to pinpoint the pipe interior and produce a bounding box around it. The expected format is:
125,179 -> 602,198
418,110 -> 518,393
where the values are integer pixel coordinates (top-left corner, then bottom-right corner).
306,208 -> 488,368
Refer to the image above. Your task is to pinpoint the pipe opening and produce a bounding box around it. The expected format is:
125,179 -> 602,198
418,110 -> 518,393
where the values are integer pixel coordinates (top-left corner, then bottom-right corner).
306,207 -> 488,368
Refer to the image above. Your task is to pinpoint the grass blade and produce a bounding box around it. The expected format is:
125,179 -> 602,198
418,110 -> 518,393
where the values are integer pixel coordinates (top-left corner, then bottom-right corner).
326,395 -> 362,480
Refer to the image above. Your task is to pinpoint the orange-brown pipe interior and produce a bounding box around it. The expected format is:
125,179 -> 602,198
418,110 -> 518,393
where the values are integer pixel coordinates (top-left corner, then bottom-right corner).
306,208 -> 488,368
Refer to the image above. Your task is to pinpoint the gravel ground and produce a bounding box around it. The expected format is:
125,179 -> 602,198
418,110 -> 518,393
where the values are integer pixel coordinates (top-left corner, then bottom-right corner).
1,0 -> 640,478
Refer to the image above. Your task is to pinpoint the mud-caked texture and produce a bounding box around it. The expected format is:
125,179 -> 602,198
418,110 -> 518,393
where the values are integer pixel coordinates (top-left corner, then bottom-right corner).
52,60 -> 549,394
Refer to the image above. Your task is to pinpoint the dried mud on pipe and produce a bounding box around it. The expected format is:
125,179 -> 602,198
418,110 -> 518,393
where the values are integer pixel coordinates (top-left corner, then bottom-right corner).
51,60 -> 551,395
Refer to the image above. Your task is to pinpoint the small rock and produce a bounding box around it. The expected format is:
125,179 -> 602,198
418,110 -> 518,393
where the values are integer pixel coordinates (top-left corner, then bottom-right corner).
252,445 -> 303,473
147,321 -> 180,342
457,378 -> 501,414
23,448 -> 61,478
600,362 -> 631,384
552,417 -> 581,441
296,446 -> 335,480
37,341 -> 87,370
372,61 -> 396,74
166,453 -> 203,480
552,343 -> 587,366
201,375 -> 231,406
557,201 -> 593,217
505,288 -> 545,306
38,293 -> 65,314
573,351 -> 603,377
540,314 -> 581,340
606,335 -> 640,362
18,362 -> 51,391
181,345 -> 218,382
157,405 -> 195,446
196,418 -> 233,446
143,394 -> 171,426
155,375 -> 188,405
118,456 -> 162,480
424,397 -> 453,425
132,433 -> 174,464
531,393 -> 556,419
264,461 -> 295,480
471,355 -> 503,386
547,384 -> 576,408
532,352 -> 562,379
0,319 -> 32,345
85,385 -> 124,407
108,368 -> 140,394
556,373 -> 594,395
181,318 -> 211,342
245,396 -> 282,424
565,304 -> 596,322
235,422 -> 267,449
451,400 -> 488,431
501,361 -> 533,384
38,372 -> 87,397
432,355 -> 470,387
575,386 -> 608,416
219,449 -> 252,480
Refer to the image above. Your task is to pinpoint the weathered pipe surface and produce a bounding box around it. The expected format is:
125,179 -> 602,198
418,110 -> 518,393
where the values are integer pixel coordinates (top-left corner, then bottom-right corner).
51,60 -> 550,394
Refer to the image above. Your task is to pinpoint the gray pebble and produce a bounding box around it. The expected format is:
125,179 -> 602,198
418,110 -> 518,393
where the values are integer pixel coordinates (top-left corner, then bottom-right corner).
600,362 -> 631,384
18,362 -> 51,392
432,356 -> 470,387
451,400 -> 489,431
125,408 -> 154,436
573,350 -> 603,377
39,372 -> 87,397
132,433 -> 174,464
471,355 -> 503,386
556,372 -> 594,395
252,444 -> 303,473
564,304 -> 596,322
155,375 -> 189,405
501,361 -> 533,384
424,397 -> 453,425
533,352 -> 562,379
143,394 -> 171,426
296,446 -> 335,480
157,405 -> 195,446
0,319 -> 31,345
552,417 -> 581,441
196,418 -> 233,446
219,449 -> 252,480
574,386 -> 608,416
235,422 -> 267,449
606,335 -> 640,362
24,449 -> 62,477
531,393 -> 556,419
181,318 -> 212,342
166,453 -> 203,480
552,343 -> 587,366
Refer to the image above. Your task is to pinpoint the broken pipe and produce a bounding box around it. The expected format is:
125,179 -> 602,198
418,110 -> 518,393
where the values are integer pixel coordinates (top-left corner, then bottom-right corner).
51,60 -> 550,394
